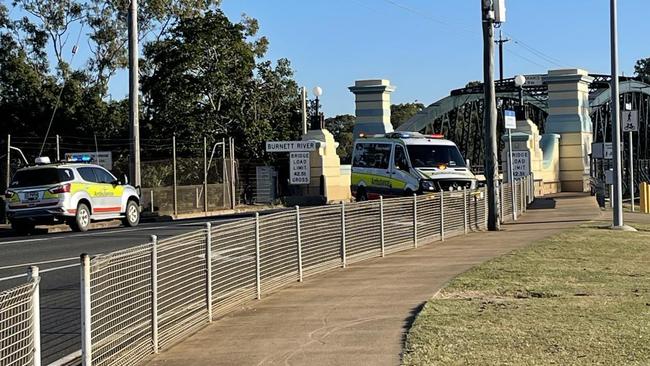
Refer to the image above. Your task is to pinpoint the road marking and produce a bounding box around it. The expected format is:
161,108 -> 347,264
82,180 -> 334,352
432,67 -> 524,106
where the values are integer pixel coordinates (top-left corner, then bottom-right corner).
0,218 -> 244,246
0,263 -> 79,282
0,256 -> 78,270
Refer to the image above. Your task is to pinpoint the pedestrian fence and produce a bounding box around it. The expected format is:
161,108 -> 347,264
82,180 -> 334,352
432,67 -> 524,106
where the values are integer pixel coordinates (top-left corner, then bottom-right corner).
0,268 -> 40,366
0,176 -> 534,366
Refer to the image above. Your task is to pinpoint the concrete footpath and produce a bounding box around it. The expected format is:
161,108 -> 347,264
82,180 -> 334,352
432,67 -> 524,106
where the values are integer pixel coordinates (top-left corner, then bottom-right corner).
145,193 -> 601,366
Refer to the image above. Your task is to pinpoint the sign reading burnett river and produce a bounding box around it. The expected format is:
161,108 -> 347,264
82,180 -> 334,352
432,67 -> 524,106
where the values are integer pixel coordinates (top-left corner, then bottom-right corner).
289,152 -> 310,185
266,140 -> 318,152
512,150 -> 531,179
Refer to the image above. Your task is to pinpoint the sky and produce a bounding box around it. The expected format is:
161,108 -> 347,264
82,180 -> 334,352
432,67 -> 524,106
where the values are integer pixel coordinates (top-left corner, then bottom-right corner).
8,0 -> 649,117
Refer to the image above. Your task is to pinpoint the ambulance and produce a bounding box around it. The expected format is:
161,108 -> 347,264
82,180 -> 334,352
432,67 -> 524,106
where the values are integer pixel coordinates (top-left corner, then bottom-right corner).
351,132 -> 476,200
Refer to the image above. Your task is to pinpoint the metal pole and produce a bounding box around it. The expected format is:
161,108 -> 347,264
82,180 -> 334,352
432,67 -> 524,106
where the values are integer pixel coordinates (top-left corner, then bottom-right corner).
150,235 -> 158,353
56,134 -> 60,162
229,138 -> 236,209
172,135 -> 177,216
629,131 -> 635,212
80,254 -> 92,366
482,0 -> 500,230
205,223 -> 213,322
221,138 -> 226,208
5,134 -> 10,191
499,180 -> 504,223
150,190 -> 154,212
295,206 -> 303,282
195,187 -> 199,209
610,0 -> 623,227
203,137 -> 208,213
301,87 -> 308,135
508,128 -> 516,220
379,196 -> 385,257
413,193 -> 418,248
440,191 -> 445,241
128,0 -> 141,187
255,213 -> 261,299
29,266 -> 41,366
341,202 -> 347,268
463,188 -> 468,234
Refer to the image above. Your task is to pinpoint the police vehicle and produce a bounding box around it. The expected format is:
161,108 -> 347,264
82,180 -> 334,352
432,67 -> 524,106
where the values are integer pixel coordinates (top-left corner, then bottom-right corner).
4,156 -> 141,234
351,132 -> 476,200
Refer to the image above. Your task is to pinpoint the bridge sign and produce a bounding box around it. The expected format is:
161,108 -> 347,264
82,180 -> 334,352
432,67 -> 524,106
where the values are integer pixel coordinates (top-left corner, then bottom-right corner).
289,152 -> 310,185
266,141 -> 318,152
511,150 -> 530,179
622,110 -> 638,132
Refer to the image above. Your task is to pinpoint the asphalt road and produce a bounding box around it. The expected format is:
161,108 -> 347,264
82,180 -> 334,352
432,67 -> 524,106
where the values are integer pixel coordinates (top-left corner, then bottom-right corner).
0,215 -> 256,365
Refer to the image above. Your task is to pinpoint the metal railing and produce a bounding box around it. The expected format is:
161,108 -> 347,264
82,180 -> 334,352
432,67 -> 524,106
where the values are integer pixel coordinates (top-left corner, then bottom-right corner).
0,267 -> 40,366
0,176 -> 536,366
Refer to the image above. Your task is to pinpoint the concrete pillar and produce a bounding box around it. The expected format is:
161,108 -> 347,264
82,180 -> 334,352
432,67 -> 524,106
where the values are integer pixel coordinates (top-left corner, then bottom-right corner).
543,69 -> 594,192
348,79 -> 395,138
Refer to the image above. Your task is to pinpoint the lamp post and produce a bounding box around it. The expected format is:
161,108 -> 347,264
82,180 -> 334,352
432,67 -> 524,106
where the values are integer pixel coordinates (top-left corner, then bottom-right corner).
312,86 -> 323,130
509,75 -> 526,220
514,74 -> 525,108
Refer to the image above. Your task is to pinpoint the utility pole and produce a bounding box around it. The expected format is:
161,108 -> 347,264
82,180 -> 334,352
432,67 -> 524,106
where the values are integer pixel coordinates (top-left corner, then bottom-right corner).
56,134 -> 60,161
128,0 -> 141,187
609,0 -> 624,227
482,0 -> 500,230
495,30 -> 509,81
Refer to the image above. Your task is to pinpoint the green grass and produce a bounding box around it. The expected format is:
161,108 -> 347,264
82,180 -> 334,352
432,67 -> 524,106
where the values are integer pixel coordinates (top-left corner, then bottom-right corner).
402,223 -> 650,365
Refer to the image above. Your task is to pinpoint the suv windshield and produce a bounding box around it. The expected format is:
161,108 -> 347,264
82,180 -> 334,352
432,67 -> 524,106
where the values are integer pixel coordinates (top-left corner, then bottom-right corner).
9,168 -> 74,188
406,145 -> 466,168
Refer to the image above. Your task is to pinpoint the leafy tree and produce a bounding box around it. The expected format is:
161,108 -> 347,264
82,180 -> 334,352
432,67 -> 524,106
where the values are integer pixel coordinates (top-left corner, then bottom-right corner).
635,57 -> 650,83
391,102 -> 424,129
141,10 -> 300,160
325,114 -> 355,163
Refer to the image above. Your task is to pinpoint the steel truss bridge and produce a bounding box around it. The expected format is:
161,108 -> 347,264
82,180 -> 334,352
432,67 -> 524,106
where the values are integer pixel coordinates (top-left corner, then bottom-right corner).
398,75 -> 650,189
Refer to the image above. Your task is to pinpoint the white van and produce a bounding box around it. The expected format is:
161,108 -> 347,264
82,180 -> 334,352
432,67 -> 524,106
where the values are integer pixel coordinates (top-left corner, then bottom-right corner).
351,132 -> 476,200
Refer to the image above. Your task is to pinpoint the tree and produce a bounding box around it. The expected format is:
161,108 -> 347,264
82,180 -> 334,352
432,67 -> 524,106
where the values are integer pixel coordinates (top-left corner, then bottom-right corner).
391,102 -> 424,129
141,10 -> 301,160
635,57 -> 650,83
325,114 -> 355,163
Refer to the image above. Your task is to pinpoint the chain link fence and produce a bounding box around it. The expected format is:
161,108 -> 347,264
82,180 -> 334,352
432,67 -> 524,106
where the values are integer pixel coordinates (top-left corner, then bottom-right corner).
0,176 -> 535,366
0,268 -> 40,366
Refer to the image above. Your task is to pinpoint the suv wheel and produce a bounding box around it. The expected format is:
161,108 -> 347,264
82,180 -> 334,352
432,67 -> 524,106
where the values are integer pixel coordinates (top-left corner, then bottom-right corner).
123,200 -> 140,227
70,203 -> 91,232
11,220 -> 35,235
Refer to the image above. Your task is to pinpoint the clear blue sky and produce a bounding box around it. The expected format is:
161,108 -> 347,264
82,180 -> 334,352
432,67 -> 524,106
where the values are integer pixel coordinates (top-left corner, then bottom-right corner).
12,0 -> 646,117
216,0 -> 649,117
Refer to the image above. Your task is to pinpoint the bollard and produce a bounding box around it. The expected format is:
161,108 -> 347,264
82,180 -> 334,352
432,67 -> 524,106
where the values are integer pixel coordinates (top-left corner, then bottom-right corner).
641,182 -> 650,214
150,190 -> 154,213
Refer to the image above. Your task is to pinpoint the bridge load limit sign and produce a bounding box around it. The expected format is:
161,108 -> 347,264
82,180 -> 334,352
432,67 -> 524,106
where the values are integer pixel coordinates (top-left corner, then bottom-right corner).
512,151 -> 531,179
289,152 -> 310,185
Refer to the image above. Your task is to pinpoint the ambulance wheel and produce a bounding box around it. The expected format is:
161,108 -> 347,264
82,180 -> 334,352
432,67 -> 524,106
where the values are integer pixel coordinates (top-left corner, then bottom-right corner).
356,187 -> 368,202
122,200 -> 140,227
11,220 -> 35,235
70,203 -> 91,232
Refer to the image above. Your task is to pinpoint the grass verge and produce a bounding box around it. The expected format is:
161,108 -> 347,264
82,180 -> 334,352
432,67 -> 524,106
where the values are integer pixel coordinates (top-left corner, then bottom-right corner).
402,223 -> 650,365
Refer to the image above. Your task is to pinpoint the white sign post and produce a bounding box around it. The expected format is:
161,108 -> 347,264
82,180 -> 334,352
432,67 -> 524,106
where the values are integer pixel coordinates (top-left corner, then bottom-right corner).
289,152 -> 310,185
504,110 -> 517,220
622,110 -> 638,211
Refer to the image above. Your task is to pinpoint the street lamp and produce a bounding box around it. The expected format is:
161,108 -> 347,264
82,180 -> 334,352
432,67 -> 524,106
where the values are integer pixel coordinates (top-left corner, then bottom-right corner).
312,86 -> 323,130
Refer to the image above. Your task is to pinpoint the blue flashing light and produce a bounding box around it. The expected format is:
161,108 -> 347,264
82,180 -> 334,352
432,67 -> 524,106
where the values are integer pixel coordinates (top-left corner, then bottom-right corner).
68,154 -> 93,163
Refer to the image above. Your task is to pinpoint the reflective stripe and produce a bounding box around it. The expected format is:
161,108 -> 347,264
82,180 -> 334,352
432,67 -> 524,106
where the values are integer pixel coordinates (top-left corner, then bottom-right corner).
93,206 -> 121,213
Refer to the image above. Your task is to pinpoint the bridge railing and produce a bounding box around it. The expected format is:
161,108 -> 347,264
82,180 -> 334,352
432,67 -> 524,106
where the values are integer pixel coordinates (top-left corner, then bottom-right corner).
0,267 -> 40,366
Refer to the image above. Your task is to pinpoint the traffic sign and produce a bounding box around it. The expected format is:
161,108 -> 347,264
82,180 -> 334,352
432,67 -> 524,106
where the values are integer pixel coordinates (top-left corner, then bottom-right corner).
289,152 -> 310,185
504,110 -> 516,129
622,110 -> 638,132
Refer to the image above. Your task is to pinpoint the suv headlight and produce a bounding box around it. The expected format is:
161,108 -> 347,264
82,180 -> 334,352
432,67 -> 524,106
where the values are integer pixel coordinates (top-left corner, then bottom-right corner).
420,180 -> 435,191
